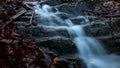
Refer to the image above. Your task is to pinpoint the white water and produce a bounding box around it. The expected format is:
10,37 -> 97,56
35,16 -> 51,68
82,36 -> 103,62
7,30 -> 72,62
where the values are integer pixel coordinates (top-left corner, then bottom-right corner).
34,4 -> 120,68
34,4 -> 65,26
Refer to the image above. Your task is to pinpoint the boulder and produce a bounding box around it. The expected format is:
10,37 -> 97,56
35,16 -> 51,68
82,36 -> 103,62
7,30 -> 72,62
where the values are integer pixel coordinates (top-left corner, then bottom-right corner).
36,36 -> 77,55
98,35 -> 120,55
54,56 -> 87,68
55,12 -> 74,20
55,4 -> 78,15
74,2 -> 89,13
84,23 -> 111,37
40,0 -> 61,6
69,16 -> 90,25
54,58 -> 69,68
18,26 -> 70,38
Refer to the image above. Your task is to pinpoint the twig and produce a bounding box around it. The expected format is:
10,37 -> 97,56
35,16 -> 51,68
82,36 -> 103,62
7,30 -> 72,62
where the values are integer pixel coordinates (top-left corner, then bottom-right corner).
29,11 -> 34,25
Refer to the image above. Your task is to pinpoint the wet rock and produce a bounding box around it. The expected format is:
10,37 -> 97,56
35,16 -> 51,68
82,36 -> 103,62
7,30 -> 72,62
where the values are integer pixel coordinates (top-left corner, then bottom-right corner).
97,32 -> 120,55
54,56 -> 87,68
36,36 -> 77,55
70,18 -> 85,25
69,17 -> 88,25
74,2 -> 89,13
99,37 -> 120,55
0,6 -> 3,11
65,16 -> 97,25
46,50 -> 58,58
84,23 -> 111,37
55,12 -> 74,20
111,18 -> 120,33
54,2 -> 89,15
87,16 -> 97,22
40,0 -> 61,6
39,0 -> 88,16
54,58 -> 69,68
55,4 -> 77,15
18,26 -> 70,38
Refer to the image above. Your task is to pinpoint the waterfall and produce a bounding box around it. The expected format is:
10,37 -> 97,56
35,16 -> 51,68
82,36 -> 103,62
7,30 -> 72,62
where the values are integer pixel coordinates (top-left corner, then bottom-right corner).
34,4 -> 65,26
34,4 -> 120,68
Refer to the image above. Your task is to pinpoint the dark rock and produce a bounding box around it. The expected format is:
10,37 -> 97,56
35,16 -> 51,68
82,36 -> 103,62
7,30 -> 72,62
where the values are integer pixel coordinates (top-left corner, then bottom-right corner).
111,18 -> 120,33
74,2 -> 89,13
55,12 -> 74,20
46,50 -> 58,58
70,18 -> 84,25
54,2 -> 89,15
99,37 -> 120,55
0,6 -> 3,11
69,17 -> 89,25
55,58 -> 69,68
84,23 -> 111,37
36,36 -> 77,55
40,0 -> 61,6
55,4 -> 78,15
18,26 -> 70,38
59,0 -> 77,3
55,56 -> 87,68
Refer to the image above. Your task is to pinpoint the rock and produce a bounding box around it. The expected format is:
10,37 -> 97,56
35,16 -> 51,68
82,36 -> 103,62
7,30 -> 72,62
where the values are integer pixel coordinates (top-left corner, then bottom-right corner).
70,17 -> 85,25
18,26 -> 76,55
54,2 -> 89,15
18,26 -> 70,38
84,23 -> 111,37
46,50 -> 58,58
54,58 -> 69,68
0,6 -> 3,11
111,18 -> 120,33
54,56 -> 87,68
55,4 -> 78,15
66,16 -> 98,25
69,16 -> 89,25
99,37 -> 120,55
59,0 -> 78,3
86,16 -> 97,22
55,12 -> 74,20
40,0 -> 61,6
96,32 -> 120,55
74,2 -> 89,13
36,36 -> 77,55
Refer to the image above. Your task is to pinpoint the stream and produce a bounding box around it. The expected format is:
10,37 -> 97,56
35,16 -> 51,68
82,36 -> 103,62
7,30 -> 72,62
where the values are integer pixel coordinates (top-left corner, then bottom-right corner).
34,3 -> 120,68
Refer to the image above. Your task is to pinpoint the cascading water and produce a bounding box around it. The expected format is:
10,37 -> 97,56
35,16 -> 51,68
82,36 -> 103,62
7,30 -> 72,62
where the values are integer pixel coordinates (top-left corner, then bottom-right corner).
34,4 -> 65,26
34,3 -> 120,68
